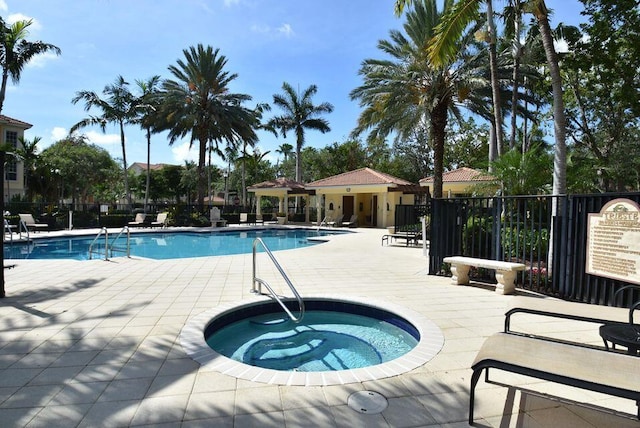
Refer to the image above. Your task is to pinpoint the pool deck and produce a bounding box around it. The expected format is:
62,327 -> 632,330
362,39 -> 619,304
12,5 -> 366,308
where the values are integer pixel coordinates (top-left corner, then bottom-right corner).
0,227 -> 638,427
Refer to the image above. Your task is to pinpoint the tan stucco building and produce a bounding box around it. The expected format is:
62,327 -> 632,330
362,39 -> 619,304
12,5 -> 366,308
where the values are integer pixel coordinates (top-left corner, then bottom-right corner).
1,115 -> 32,201
306,168 -> 418,228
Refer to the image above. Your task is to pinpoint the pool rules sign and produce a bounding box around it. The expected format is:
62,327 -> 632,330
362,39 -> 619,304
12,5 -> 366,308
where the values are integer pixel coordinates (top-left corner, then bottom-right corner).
586,198 -> 640,284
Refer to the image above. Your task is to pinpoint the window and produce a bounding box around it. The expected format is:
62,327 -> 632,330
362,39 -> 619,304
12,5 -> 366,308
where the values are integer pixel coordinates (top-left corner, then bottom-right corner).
5,131 -> 17,181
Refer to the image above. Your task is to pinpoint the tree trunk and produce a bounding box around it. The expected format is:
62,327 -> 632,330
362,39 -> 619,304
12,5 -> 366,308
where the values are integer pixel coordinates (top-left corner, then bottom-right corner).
535,1 -> 566,198
119,122 -> 131,210
0,152 -> 5,298
431,101 -> 449,199
486,0 -> 504,157
197,137 -> 207,209
145,128 -> 151,213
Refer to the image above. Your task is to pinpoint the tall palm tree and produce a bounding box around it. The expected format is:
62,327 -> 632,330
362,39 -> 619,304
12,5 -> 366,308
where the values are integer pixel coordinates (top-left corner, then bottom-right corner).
268,82 -> 334,183
133,75 -> 162,212
397,0 -> 566,196
71,76 -> 139,209
276,143 -> 294,162
397,0 -> 505,159
158,44 -> 257,207
17,135 -> 41,202
0,18 -> 60,298
352,0 -> 490,198
0,18 -> 61,114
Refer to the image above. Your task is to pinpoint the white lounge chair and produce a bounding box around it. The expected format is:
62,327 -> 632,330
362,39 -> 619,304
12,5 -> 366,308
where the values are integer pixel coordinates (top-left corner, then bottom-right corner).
128,213 -> 146,227
210,207 -> 227,227
342,214 -> 358,227
150,212 -> 168,228
18,213 -> 48,232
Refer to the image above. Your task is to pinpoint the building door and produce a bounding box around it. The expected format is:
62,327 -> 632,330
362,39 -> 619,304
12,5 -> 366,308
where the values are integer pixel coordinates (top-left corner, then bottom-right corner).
372,195 -> 378,227
342,195 -> 354,220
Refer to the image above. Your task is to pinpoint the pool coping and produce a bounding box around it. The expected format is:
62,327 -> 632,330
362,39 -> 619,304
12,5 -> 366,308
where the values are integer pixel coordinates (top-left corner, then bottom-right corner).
179,294 -> 444,386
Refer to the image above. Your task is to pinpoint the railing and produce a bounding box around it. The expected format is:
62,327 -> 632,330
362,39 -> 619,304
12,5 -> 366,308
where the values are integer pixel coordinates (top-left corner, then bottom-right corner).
317,216 -> 329,231
252,237 -> 305,323
88,227 -> 108,260
4,219 -> 16,243
109,226 -> 131,258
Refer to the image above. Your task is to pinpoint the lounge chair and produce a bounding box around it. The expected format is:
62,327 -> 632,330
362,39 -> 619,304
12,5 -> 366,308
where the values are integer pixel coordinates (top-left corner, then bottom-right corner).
18,213 -> 48,232
341,214 -> 358,228
210,207 -> 227,227
150,212 -> 168,228
239,212 -> 249,225
326,214 -> 343,228
128,213 -> 146,227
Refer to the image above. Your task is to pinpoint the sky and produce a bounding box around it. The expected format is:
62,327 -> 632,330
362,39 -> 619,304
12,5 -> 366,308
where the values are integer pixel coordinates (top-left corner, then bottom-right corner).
7,0 -> 586,170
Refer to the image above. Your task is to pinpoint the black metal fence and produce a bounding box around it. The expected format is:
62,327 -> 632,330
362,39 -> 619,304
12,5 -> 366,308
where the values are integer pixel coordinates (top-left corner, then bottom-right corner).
395,203 -> 430,232
429,193 -> 640,306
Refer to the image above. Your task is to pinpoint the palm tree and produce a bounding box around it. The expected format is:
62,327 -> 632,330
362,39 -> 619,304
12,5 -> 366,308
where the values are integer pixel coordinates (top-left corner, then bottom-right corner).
17,136 -> 41,202
0,18 -> 61,114
268,82 -> 334,183
276,143 -> 294,162
352,0 -> 490,198
0,18 -> 60,298
133,75 -> 162,212
71,76 -> 139,209
397,0 -> 566,196
158,44 -> 257,207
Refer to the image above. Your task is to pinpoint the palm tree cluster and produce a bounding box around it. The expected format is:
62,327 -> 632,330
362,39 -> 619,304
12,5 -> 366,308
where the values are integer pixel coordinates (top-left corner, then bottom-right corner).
350,0 -> 565,198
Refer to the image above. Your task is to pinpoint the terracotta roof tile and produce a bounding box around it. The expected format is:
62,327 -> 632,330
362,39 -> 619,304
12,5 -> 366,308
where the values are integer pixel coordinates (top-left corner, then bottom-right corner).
306,167 -> 413,187
0,114 -> 32,129
419,167 -> 494,184
248,177 -> 306,190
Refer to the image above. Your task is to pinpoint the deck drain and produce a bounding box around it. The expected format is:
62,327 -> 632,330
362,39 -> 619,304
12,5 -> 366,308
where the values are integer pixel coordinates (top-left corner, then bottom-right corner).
348,391 -> 388,414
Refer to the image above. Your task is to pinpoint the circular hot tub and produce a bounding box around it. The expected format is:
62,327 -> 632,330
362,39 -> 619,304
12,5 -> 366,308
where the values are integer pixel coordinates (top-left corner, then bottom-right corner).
180,296 -> 444,386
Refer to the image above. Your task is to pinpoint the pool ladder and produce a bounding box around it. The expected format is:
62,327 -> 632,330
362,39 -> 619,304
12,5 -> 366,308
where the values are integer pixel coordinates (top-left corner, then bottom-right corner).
88,226 -> 131,260
252,237 -> 305,323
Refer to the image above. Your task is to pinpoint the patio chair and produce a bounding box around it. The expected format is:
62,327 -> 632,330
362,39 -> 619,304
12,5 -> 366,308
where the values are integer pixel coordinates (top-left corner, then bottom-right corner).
239,212 -> 249,225
210,207 -> 227,227
128,213 -> 146,227
326,214 -> 343,227
150,212 -> 168,228
341,214 -> 358,228
18,213 -> 48,232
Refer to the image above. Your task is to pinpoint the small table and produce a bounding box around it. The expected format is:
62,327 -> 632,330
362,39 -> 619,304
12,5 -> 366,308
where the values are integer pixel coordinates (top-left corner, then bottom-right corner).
599,323 -> 640,355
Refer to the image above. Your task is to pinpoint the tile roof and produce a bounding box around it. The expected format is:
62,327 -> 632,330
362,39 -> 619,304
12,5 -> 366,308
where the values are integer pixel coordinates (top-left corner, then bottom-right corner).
128,162 -> 174,171
419,167 -> 494,184
247,177 -> 306,190
306,167 -> 413,187
0,114 -> 32,129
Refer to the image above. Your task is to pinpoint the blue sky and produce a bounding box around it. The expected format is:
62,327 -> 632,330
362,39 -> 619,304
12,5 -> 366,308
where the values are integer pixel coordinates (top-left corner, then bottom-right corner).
7,0 -> 585,169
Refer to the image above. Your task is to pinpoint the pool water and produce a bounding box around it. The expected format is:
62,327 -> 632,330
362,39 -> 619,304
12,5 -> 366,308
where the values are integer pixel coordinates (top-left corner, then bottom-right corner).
205,310 -> 418,372
4,229 -> 343,260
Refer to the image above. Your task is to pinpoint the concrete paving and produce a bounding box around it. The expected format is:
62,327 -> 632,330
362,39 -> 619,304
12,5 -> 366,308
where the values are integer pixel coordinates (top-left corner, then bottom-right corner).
0,227 -> 638,427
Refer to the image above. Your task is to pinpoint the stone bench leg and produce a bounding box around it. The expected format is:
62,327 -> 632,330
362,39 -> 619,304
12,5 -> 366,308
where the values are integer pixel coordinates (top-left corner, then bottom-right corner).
450,264 -> 470,285
495,270 -> 516,295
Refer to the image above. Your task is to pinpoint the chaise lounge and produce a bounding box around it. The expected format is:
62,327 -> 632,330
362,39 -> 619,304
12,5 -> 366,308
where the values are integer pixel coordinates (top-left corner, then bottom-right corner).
18,213 -> 48,232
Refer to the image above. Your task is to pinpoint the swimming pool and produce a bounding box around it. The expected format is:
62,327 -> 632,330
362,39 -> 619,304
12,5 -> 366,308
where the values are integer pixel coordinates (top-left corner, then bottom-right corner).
4,228 -> 345,260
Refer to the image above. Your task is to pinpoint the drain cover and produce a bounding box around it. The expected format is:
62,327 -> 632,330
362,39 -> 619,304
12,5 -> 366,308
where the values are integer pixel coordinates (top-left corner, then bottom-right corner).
348,390 -> 388,414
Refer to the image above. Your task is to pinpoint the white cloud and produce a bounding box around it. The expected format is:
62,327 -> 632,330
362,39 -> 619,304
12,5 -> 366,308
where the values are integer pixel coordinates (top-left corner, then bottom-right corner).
554,39 -> 569,54
224,0 -> 240,6
278,23 -> 294,38
250,22 -> 295,38
50,127 -> 67,142
171,141 -> 199,164
0,1 -> 7,12
82,130 -> 121,146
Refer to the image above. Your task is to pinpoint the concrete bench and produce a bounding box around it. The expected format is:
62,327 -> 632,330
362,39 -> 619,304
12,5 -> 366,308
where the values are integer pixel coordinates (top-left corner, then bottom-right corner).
469,332 -> 640,424
443,256 -> 525,295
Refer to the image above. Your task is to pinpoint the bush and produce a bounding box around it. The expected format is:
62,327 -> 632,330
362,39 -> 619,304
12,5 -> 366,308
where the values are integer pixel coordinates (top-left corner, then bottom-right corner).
501,226 -> 549,259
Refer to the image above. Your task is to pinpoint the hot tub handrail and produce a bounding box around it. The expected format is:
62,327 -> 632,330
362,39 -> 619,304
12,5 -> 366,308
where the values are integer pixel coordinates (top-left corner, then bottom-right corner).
252,237 -> 305,323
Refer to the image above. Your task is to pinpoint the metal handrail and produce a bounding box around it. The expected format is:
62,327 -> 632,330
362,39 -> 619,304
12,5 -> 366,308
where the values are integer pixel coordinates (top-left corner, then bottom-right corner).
17,220 -> 30,240
88,227 -> 108,260
4,219 -> 15,243
252,237 -> 304,323
109,226 -> 131,258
